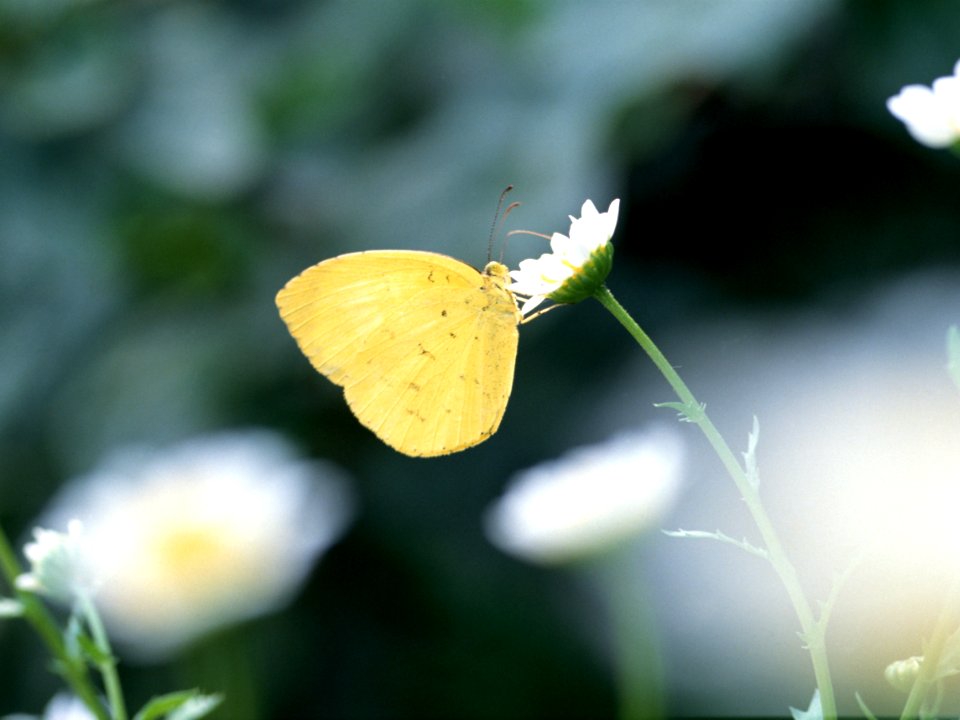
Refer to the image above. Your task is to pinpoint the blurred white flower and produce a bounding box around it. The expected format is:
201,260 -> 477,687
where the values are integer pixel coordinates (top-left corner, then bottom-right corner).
887,59 -> 960,148
16,520 -> 98,604
4,693 -> 96,720
884,656 -> 922,693
37,429 -> 354,659
484,426 -> 683,564
508,198 -> 619,315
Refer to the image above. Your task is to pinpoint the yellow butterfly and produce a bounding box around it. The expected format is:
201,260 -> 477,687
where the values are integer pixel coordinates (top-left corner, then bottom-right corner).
276,250 -> 522,457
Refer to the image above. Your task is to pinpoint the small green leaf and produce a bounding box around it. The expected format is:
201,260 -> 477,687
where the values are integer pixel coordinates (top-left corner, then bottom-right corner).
168,695 -> 223,720
653,400 -> 705,423
662,527 -> 768,559
76,630 -> 113,666
789,689 -> 821,720
134,690 -> 195,720
134,690 -> 223,720
64,608 -> 112,667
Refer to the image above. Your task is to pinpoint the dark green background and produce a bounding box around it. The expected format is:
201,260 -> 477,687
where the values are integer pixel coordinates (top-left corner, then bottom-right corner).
2,1 -> 959,717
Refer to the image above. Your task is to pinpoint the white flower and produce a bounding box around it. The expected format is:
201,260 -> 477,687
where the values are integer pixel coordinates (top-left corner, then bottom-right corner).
40,694 -> 95,720
887,59 -> 960,148
4,693 -> 97,720
16,520 -> 98,604
484,426 -> 683,564
36,429 -> 355,660
884,656 -> 923,693
509,198 -> 619,315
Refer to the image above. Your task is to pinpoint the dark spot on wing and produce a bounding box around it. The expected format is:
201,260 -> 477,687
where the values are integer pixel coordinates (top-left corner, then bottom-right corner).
404,408 -> 427,423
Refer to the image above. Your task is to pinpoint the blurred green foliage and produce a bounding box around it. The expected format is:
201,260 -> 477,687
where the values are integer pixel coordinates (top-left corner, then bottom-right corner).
2,0 -> 960,717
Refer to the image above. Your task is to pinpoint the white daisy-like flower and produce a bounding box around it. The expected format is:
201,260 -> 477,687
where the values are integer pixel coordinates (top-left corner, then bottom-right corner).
887,59 -> 960,148
509,198 -> 619,315
36,429 -> 355,660
484,425 -> 683,565
16,520 -> 98,604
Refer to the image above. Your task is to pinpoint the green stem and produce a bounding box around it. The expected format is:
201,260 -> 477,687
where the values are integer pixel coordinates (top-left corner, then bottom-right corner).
599,548 -> 665,720
79,593 -> 128,720
593,285 -> 837,719
0,522 -> 109,720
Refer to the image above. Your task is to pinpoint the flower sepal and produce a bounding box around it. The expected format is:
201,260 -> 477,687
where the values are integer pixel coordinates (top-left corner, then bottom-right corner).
545,241 -> 614,306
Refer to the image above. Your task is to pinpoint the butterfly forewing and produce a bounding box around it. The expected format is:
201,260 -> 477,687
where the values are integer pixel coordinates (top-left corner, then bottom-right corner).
276,250 -> 521,456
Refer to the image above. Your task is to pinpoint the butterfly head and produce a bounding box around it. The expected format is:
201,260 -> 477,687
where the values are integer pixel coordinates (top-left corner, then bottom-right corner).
483,261 -> 511,282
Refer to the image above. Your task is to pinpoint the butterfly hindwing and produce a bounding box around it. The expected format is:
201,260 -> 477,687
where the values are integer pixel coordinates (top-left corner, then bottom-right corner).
276,250 -> 520,456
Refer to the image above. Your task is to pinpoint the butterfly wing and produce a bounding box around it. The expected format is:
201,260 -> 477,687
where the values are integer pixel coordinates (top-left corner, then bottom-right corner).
276,250 -> 521,456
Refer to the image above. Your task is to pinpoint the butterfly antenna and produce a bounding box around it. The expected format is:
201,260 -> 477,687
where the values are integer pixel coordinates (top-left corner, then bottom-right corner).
487,185 -> 514,263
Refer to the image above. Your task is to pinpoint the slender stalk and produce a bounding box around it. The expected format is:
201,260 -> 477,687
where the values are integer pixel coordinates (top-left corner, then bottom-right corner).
79,593 -> 127,720
599,548 -> 665,720
593,285 -> 837,719
0,522 -> 109,719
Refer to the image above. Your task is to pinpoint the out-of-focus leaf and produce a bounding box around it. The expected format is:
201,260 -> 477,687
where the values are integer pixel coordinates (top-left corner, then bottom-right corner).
133,690 -> 223,720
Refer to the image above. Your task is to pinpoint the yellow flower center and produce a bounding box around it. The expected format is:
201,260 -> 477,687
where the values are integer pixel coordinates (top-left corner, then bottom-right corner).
151,525 -> 228,581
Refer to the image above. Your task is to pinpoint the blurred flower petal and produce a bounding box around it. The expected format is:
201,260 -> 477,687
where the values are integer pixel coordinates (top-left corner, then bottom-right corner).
16,520 -> 98,604
485,426 -> 684,565
37,429 -> 355,660
887,59 -> 960,148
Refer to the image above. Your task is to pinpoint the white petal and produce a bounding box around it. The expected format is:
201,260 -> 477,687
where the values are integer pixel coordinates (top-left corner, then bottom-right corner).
567,198 -> 619,254
932,75 -> 960,123
518,294 -> 547,315
887,85 -> 932,121
602,199 -> 621,239
888,82 -> 960,148
549,232 -> 577,257
485,426 -> 684,564
508,256 -> 561,296
579,199 -> 600,219
30,430 -> 354,660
